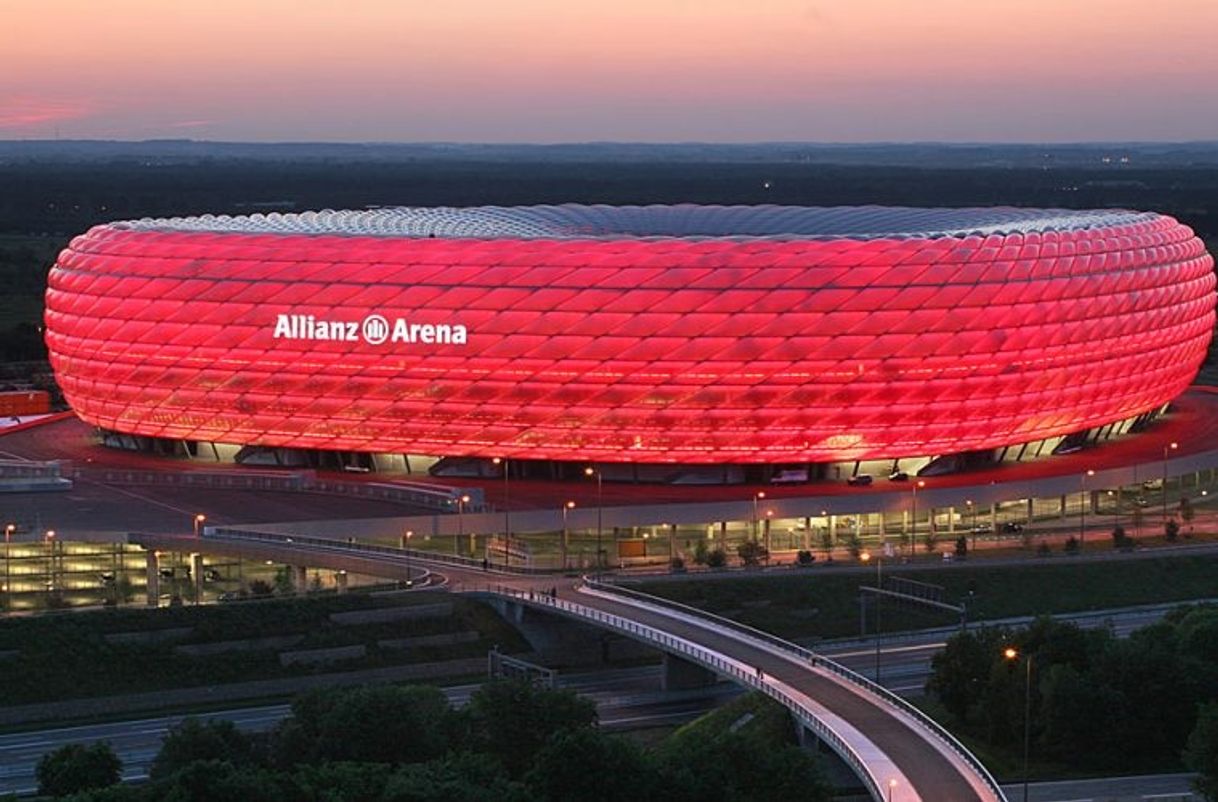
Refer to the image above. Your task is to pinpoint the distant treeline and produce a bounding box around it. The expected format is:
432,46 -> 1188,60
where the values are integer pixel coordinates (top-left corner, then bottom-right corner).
2,159 -> 1216,240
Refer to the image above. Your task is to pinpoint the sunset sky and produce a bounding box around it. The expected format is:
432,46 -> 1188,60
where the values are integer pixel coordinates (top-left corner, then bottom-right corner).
3,0 -> 1216,142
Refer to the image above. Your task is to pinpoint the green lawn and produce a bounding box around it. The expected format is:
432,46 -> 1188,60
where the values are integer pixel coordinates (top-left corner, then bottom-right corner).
632,554 -> 1218,641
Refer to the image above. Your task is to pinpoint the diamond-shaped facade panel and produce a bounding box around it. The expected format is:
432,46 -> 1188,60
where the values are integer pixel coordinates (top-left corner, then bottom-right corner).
44,205 -> 1216,463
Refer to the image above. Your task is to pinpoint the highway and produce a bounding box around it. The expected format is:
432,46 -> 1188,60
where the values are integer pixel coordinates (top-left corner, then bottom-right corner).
0,665 -> 738,797
0,601 -> 1198,798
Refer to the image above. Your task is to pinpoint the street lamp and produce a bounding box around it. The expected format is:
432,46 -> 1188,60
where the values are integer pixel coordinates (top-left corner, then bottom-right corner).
456,494 -> 470,557
403,530 -> 414,587
909,480 -> 925,557
193,513 -> 206,538
1080,470 -> 1094,550
492,457 -> 511,566
1163,441 -> 1179,527
860,549 -> 883,682
585,467 -> 603,576
887,778 -> 898,802
752,491 -> 766,542
561,501 -> 576,569
44,530 -> 56,595
965,499 -> 976,552
1004,646 -> 1033,802
3,523 -> 13,610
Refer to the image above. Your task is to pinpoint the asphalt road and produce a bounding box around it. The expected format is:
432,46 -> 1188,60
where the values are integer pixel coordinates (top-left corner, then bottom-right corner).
0,665 -> 738,796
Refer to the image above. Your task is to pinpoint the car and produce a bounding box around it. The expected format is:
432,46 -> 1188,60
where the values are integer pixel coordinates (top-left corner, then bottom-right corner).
972,525 -> 991,534
888,471 -> 909,482
1001,521 -> 1024,533
1135,497 -> 1150,508
847,474 -> 873,486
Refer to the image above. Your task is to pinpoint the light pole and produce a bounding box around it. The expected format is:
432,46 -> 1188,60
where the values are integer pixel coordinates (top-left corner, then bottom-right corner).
44,530 -> 56,600
561,501 -> 575,569
1004,646 -> 1033,802
456,494 -> 470,557
887,778 -> 898,802
965,499 -> 975,553
404,529 -> 414,587
1163,441 -> 1178,527
752,491 -> 766,542
492,457 -> 511,566
585,467 -> 603,576
764,509 -> 774,562
4,523 -> 13,611
909,480 -> 925,558
860,550 -> 883,682
1079,469 -> 1094,550
193,513 -> 206,538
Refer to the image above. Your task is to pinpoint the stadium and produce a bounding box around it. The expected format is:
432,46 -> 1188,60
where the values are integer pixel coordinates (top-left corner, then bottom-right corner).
42,204 -> 1214,485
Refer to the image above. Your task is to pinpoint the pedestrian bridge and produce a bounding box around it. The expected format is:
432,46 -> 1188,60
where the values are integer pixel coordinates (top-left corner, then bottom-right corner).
164,528 -> 1005,801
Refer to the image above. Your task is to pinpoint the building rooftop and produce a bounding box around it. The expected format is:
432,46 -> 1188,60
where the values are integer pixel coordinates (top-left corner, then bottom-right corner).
116,204 -> 1159,241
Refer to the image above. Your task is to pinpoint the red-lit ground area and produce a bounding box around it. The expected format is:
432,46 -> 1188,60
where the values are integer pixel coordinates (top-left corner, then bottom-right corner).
3,388 -> 1218,542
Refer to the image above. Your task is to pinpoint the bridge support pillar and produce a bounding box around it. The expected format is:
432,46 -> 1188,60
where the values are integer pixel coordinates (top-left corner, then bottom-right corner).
661,653 -> 717,691
293,565 -> 308,595
335,570 -> 348,593
145,551 -> 159,607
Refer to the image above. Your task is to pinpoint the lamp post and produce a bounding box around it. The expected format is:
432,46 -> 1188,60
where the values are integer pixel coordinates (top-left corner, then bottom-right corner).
860,550 -> 883,682
492,457 -> 511,566
44,530 -> 56,598
456,494 -> 470,557
561,501 -> 575,569
1004,646 -> 1033,802
909,480 -> 925,558
403,529 -> 414,586
765,509 -> 774,562
1163,441 -> 1178,527
1080,470 -> 1094,550
193,513 -> 206,538
887,778 -> 898,802
4,523 -> 13,611
965,499 -> 975,552
752,491 -> 766,542
585,467 -> 603,577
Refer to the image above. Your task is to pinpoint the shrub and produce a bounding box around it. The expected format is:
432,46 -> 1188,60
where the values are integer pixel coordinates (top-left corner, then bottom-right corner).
669,556 -> 686,572
692,540 -> 709,565
1063,536 -> 1080,555
1112,525 -> 1132,550
954,536 -> 968,560
795,550 -> 815,566
705,548 -> 727,569
37,742 -> 121,797
1036,542 -> 1051,558
736,540 -> 769,567
1165,518 -> 1180,542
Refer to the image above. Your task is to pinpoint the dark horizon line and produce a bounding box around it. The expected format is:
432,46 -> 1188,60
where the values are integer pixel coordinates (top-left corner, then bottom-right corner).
3,137 -> 1218,148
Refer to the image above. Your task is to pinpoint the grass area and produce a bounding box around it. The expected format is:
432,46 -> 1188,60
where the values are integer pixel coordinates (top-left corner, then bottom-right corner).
632,553 -> 1218,641
0,593 -> 528,706
666,690 -> 797,747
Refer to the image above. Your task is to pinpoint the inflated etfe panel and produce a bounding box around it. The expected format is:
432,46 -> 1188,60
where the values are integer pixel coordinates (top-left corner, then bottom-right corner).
44,205 -> 1216,463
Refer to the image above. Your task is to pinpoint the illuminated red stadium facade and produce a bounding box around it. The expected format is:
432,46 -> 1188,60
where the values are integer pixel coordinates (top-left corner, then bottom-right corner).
44,205 -> 1215,466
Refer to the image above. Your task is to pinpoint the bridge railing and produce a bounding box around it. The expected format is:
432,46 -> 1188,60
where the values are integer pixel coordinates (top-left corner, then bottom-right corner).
481,584 -> 891,802
583,577 -> 1006,802
204,528 -> 551,575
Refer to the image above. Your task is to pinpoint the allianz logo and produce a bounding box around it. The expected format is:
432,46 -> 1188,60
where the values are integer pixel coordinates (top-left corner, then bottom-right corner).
272,314 -> 468,345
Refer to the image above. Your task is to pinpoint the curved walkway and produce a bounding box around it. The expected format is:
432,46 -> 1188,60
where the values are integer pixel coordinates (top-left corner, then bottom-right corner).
181,528 -> 1005,801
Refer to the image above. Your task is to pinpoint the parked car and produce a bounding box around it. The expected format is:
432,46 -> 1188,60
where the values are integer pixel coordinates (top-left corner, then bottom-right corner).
1001,521 -> 1024,533
888,471 -> 909,482
847,474 -> 874,486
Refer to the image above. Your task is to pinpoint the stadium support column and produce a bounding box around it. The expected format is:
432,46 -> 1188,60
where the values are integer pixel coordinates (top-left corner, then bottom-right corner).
335,570 -> 348,594
293,565 -> 308,595
145,551 -> 159,607
190,553 -> 204,605
803,516 -> 812,550
1060,495 -> 1067,519
990,502 -> 998,532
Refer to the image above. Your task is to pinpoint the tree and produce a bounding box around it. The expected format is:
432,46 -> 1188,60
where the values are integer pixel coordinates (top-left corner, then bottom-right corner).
1166,517 -> 1181,542
1111,525 -> 1131,550
736,540 -> 769,567
380,753 -> 527,802
525,729 -> 658,802
1181,497 -> 1196,536
36,742 -> 122,797
150,718 -> 255,780
692,540 -> 708,566
1185,701 -> 1218,801
818,527 -> 833,561
466,679 -> 597,776
283,684 -> 457,766
926,628 -> 1008,721
658,730 -> 831,802
954,536 -> 968,560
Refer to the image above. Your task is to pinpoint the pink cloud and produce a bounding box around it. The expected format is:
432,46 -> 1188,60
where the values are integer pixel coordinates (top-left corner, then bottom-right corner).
0,97 -> 93,129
